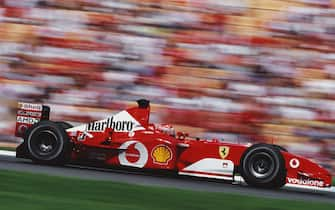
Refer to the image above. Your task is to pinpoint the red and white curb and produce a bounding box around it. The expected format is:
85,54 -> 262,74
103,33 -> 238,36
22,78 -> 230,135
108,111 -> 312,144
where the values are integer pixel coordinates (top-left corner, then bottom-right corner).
0,149 -> 334,193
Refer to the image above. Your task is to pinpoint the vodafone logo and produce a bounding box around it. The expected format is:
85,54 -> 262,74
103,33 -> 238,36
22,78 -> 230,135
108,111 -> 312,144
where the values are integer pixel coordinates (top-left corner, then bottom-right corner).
287,177 -> 324,187
118,141 -> 148,168
289,158 -> 300,169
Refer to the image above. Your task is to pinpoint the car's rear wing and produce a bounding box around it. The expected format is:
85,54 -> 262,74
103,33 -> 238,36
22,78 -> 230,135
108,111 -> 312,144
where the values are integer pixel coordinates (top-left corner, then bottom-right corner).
15,99 -> 150,137
15,102 -> 50,137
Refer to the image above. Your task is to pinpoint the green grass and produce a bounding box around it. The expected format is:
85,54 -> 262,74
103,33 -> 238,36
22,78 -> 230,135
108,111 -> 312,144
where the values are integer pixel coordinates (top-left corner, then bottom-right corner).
0,170 -> 334,210
0,146 -> 15,151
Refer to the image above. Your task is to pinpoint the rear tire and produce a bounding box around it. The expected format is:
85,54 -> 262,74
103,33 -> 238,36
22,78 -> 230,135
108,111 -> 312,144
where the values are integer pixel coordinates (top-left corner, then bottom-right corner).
25,120 -> 72,165
55,121 -> 73,130
272,144 -> 288,152
240,144 -> 286,188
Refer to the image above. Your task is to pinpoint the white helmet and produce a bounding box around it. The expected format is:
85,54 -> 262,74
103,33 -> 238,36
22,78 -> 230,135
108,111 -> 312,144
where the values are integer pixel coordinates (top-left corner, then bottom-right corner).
155,124 -> 175,137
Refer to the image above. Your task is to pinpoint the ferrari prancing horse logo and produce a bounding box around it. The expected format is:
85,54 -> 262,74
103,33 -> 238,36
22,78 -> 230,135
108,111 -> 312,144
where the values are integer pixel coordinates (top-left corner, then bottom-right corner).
219,146 -> 230,159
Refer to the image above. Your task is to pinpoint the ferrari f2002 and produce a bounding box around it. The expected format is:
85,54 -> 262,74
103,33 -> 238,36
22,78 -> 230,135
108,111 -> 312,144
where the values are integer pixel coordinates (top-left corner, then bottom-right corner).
15,99 -> 332,189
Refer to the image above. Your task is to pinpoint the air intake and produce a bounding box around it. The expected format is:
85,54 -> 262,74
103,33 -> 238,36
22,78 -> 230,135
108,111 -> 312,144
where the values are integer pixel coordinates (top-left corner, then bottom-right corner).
137,99 -> 150,109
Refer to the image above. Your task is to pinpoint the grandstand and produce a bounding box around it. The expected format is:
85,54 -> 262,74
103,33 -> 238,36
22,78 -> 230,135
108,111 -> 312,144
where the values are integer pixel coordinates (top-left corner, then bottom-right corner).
0,0 -> 334,174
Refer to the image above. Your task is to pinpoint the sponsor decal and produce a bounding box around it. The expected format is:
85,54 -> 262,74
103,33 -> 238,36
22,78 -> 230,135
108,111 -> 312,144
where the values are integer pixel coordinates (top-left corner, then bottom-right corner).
18,103 -> 42,111
219,146 -> 230,159
17,110 -> 42,118
86,116 -> 135,132
180,158 -> 234,179
289,158 -> 300,169
77,132 -> 87,141
118,141 -> 148,168
151,145 -> 172,165
17,124 -> 28,134
17,116 -> 39,125
287,177 -> 324,187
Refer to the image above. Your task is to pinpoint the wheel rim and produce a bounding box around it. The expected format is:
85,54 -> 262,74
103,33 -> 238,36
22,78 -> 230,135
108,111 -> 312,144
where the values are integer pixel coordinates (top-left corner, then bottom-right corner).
248,152 -> 275,179
30,130 -> 60,157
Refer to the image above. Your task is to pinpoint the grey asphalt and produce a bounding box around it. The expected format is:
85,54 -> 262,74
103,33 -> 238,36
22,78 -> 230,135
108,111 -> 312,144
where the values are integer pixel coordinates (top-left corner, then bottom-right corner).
0,154 -> 335,204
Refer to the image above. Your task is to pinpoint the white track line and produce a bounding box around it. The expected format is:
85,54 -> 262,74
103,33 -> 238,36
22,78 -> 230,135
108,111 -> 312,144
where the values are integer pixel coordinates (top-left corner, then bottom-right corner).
0,149 -> 334,193
0,150 -> 16,157
234,175 -> 335,193
284,184 -> 335,193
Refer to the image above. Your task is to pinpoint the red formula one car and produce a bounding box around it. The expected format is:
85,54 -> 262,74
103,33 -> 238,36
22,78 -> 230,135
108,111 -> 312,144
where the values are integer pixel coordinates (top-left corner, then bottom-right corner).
15,99 -> 332,189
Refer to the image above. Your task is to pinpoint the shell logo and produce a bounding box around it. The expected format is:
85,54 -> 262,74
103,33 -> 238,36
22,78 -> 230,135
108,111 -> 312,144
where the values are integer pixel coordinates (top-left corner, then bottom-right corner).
151,145 -> 172,165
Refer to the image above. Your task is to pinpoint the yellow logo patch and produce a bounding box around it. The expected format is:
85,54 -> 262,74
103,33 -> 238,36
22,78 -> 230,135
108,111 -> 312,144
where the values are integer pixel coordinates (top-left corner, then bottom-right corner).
152,145 -> 172,165
219,146 -> 230,159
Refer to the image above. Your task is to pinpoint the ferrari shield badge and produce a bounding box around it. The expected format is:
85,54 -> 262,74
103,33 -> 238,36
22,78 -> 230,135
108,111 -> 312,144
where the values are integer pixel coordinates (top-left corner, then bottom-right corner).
219,146 -> 229,159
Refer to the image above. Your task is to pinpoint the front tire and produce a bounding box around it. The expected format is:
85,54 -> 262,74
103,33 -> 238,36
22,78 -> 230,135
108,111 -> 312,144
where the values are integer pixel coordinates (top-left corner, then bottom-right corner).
240,144 -> 286,188
26,120 -> 72,165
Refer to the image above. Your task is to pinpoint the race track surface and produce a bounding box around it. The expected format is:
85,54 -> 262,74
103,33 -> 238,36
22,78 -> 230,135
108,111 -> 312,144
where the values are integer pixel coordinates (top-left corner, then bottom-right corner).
0,153 -> 334,204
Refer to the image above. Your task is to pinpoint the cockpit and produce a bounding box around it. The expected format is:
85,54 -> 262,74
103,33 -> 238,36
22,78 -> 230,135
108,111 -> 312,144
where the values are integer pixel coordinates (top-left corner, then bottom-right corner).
155,123 -> 176,137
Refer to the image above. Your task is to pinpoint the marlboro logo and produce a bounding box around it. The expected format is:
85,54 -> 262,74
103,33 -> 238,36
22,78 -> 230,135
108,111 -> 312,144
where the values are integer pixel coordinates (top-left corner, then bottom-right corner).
18,103 -> 43,111
86,116 -> 135,132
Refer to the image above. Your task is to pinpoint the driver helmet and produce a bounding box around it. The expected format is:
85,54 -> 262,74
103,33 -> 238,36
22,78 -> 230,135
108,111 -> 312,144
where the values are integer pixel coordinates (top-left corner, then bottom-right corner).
155,124 -> 175,137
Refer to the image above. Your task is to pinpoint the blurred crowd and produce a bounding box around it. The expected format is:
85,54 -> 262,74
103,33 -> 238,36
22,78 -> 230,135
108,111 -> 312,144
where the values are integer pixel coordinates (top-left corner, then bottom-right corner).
0,0 -> 335,174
